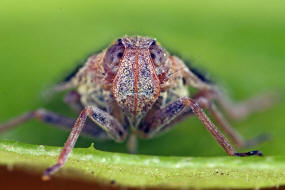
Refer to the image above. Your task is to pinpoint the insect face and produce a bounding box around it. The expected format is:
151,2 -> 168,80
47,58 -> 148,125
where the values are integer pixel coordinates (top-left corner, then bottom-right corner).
111,37 -> 162,118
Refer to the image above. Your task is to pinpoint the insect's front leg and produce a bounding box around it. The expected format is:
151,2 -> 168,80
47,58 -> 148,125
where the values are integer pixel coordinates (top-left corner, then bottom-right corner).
138,97 -> 262,157
42,106 -> 127,180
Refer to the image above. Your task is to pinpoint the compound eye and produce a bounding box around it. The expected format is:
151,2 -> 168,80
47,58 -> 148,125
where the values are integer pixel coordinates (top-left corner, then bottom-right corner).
149,42 -> 167,66
104,41 -> 125,67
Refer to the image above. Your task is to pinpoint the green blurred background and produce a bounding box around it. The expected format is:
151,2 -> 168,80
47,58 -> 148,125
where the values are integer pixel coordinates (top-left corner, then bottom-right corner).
0,0 -> 284,157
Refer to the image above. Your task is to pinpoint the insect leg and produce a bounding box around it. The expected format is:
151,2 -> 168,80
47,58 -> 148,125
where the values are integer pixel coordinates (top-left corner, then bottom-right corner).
197,97 -> 269,148
64,90 -> 84,113
41,80 -> 76,100
138,97 -> 262,157
0,109 -> 110,140
214,90 -> 279,121
127,131 -> 137,154
176,56 -> 278,121
0,109 -> 75,133
42,106 -> 127,180
0,112 -> 37,133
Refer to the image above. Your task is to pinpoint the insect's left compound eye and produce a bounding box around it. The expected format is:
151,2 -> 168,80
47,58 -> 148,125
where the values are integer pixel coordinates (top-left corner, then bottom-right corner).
149,42 -> 167,66
104,40 -> 125,67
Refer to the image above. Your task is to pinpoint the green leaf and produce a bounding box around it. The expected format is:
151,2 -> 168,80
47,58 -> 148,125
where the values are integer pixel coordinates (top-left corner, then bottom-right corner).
0,0 -> 285,189
0,140 -> 285,189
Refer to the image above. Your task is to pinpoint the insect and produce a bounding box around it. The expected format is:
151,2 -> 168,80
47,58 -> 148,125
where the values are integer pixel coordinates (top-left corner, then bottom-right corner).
0,36 -> 277,180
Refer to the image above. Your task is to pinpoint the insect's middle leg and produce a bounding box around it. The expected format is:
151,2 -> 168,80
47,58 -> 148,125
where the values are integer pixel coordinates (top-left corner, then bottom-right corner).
64,90 -> 84,113
42,106 -> 127,180
138,97 -> 262,157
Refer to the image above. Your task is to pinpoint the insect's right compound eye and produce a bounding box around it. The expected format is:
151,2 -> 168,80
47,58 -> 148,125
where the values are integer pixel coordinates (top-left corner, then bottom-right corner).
149,43 -> 167,66
104,41 -> 125,67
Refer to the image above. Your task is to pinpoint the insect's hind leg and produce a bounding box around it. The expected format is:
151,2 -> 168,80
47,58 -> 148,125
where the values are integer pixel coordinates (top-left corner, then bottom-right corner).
138,97 -> 262,157
0,109 -> 110,140
214,89 -> 279,121
0,109 -> 75,133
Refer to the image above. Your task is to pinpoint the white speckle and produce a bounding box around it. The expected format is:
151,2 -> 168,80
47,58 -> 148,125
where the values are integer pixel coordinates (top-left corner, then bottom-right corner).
144,159 -> 151,165
80,154 -> 93,161
37,145 -> 45,151
175,163 -> 181,168
101,158 -> 106,163
112,155 -> 121,163
266,157 -> 273,162
151,157 -> 160,164
206,163 -> 216,168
